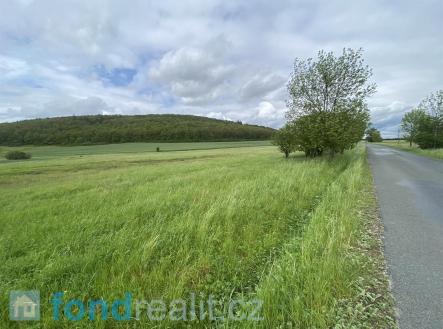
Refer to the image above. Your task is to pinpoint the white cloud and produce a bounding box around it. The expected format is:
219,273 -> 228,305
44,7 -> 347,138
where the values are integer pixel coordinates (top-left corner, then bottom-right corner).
205,111 -> 233,121
1,96 -> 112,121
240,72 -> 286,101
0,55 -> 29,79
0,0 -> 442,133
370,101 -> 413,138
256,101 -> 280,118
148,41 -> 234,105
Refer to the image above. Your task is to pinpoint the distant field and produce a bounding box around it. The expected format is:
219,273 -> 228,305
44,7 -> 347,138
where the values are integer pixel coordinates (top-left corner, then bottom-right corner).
379,140 -> 443,159
0,143 -> 394,328
0,140 -> 271,161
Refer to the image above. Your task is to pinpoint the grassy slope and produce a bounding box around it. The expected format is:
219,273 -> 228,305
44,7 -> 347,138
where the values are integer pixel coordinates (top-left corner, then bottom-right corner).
0,143 -> 395,328
379,140 -> 443,159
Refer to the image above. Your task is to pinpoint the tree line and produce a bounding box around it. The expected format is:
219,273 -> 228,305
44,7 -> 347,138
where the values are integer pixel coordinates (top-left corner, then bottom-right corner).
273,48 -> 375,158
401,90 -> 443,149
0,114 -> 274,146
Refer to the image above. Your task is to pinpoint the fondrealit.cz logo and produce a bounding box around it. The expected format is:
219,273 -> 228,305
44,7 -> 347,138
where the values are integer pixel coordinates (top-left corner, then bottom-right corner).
9,290 -> 40,321
6,290 -> 262,322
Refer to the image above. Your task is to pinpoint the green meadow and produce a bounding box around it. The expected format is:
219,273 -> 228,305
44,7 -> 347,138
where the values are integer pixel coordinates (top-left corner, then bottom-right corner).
0,142 -> 395,328
379,140 -> 443,160
0,140 -> 271,161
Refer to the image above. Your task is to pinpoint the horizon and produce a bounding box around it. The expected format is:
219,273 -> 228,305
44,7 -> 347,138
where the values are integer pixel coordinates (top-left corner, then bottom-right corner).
1,0 -> 442,138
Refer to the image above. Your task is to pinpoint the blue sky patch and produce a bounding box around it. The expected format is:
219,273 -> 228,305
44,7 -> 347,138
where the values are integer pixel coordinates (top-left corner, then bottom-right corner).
94,65 -> 137,87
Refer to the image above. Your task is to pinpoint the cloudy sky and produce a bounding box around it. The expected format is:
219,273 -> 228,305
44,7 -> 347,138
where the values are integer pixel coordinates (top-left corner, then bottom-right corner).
1,0 -> 442,137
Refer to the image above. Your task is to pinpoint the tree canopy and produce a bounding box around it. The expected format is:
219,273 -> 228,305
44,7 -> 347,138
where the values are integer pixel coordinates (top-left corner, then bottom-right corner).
287,48 -> 375,120
0,114 -> 275,146
401,108 -> 427,146
400,90 -> 443,149
276,48 -> 374,158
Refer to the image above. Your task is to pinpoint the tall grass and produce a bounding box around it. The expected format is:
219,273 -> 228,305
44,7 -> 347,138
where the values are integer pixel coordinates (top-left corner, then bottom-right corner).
0,144 -> 394,328
249,145 -> 396,328
379,140 -> 443,159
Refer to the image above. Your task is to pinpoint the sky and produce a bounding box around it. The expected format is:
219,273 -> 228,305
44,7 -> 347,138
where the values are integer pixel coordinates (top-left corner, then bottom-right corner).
0,0 -> 442,137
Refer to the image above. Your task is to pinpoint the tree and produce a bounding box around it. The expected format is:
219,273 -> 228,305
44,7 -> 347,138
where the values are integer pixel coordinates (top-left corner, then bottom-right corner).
322,102 -> 369,154
287,48 -> 376,119
415,115 -> 443,149
365,126 -> 383,142
291,112 -> 325,157
420,90 -> 443,120
418,90 -> 443,149
285,48 -> 375,157
401,108 -> 427,147
272,126 -> 294,158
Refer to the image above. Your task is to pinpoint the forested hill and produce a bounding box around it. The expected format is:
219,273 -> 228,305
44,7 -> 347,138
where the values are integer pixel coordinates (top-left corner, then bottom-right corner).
0,114 -> 275,146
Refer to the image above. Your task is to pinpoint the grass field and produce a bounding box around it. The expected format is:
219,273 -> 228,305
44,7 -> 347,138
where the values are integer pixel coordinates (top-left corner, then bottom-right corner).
0,142 -> 395,328
0,141 -> 271,161
379,140 -> 443,159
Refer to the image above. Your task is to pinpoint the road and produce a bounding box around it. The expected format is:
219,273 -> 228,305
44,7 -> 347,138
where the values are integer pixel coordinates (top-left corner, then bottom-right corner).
367,144 -> 443,329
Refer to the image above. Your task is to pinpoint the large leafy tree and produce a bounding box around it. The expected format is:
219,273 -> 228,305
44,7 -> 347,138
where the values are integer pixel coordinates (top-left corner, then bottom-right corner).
284,48 -> 375,157
401,108 -> 427,147
287,48 -> 375,119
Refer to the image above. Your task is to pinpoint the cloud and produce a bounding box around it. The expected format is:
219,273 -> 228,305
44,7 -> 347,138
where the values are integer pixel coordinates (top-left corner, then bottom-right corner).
1,96 -> 113,122
0,0 -> 442,133
0,55 -> 30,79
205,111 -> 233,121
253,101 -> 286,127
370,101 -> 413,138
148,40 -> 234,105
240,72 -> 286,101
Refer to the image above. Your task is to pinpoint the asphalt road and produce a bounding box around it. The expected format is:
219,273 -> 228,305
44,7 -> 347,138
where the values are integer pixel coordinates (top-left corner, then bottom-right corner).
367,144 -> 443,329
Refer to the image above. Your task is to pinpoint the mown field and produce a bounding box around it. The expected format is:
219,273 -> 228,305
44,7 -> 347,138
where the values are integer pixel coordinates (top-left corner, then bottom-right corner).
379,140 -> 443,159
0,142 -> 395,328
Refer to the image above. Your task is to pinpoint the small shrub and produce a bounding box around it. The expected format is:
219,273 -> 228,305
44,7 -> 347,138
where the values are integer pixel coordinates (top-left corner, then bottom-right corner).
5,151 -> 32,160
156,147 -> 160,152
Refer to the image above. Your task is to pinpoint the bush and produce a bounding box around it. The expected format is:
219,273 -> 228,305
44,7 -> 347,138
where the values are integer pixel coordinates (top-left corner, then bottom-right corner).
402,90 -> 443,149
365,126 -> 383,142
272,127 -> 294,158
5,151 -> 31,160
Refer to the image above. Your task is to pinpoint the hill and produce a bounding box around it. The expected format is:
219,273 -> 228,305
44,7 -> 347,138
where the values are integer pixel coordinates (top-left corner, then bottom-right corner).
0,114 -> 275,146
